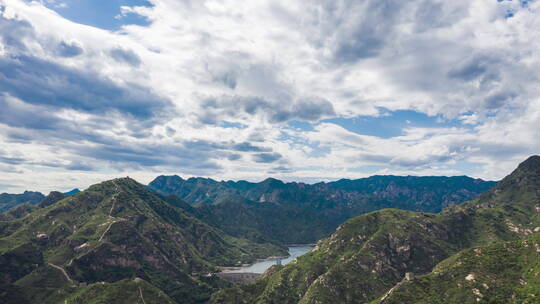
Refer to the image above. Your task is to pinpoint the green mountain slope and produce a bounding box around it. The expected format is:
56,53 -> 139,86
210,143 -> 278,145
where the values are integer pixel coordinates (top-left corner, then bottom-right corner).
0,178 -> 284,304
378,233 -> 540,303
210,155 -> 540,304
65,278 -> 176,304
10,263 -> 176,304
193,199 -> 336,245
149,175 -> 495,244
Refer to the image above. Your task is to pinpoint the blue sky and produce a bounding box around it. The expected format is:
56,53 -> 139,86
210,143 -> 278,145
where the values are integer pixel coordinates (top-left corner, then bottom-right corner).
0,0 -> 538,192
321,110 -> 467,139
42,0 -> 152,30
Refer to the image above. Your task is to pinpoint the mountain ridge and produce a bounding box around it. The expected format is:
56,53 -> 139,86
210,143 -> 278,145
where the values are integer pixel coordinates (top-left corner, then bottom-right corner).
149,174 -> 497,244
149,174 -> 495,208
0,191 -> 45,213
0,177 -> 284,304
210,155 -> 540,303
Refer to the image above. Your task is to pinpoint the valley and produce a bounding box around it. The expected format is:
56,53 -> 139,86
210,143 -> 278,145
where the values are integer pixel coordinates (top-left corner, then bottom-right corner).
221,245 -> 314,274
2,1 -> 537,302
211,155 -> 540,303
1,156 -> 539,303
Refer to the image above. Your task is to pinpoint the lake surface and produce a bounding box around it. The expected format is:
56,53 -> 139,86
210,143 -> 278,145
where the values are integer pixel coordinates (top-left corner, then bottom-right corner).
224,245 -> 314,274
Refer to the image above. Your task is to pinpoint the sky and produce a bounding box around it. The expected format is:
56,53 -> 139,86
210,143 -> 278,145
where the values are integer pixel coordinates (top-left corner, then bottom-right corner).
0,0 -> 539,193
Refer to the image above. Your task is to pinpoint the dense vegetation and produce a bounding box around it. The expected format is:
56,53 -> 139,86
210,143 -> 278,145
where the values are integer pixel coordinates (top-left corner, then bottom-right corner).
379,233 -> 540,303
149,175 -> 495,244
0,178 -> 284,304
3,157 -> 537,304
211,156 -> 540,303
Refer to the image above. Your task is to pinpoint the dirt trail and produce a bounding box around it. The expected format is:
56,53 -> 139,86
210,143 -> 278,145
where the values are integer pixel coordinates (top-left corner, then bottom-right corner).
138,285 -> 147,304
70,181 -> 127,267
379,274 -> 412,303
48,263 -> 76,284
98,181 -> 125,242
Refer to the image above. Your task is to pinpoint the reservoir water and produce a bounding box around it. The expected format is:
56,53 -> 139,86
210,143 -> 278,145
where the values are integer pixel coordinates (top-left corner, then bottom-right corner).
224,245 -> 314,274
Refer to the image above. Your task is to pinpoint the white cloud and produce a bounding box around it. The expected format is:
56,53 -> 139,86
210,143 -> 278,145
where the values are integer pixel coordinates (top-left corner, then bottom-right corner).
0,0 -> 539,192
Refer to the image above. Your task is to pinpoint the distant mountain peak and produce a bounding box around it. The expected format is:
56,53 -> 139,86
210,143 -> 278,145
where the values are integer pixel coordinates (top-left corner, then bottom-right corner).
64,188 -> 81,196
154,174 -> 185,182
186,176 -> 217,183
260,177 -> 285,185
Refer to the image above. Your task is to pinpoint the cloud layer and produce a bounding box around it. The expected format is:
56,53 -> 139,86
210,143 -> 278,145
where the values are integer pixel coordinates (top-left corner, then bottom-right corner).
0,0 -> 539,192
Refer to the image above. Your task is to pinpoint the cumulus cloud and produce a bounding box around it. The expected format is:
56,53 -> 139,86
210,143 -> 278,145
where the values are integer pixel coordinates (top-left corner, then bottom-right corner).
0,55 -> 168,118
0,6 -> 171,119
0,0 -> 539,192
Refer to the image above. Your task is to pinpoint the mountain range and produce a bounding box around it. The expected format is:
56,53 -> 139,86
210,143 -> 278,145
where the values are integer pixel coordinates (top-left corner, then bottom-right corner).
2,175 -> 495,247
2,157 -> 540,303
0,178 -> 283,304
0,189 -> 80,214
0,191 -> 45,213
149,175 -> 496,244
211,155 -> 540,303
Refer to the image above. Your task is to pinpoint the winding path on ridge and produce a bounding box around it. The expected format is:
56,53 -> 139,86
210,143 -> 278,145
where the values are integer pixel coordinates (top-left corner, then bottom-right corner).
98,181 -> 126,242
49,183 -> 126,286
48,262 -> 76,284
67,181 -> 127,267
138,285 -> 147,304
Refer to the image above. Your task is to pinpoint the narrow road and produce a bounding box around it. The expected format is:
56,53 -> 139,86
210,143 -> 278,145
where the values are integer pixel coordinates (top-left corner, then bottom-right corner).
98,181 -> 125,242
47,180 -> 130,296
379,273 -> 414,303
48,263 -> 75,284
138,285 -> 147,304
108,184 -> 119,216
69,181 -> 126,271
